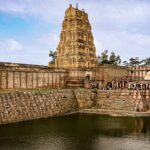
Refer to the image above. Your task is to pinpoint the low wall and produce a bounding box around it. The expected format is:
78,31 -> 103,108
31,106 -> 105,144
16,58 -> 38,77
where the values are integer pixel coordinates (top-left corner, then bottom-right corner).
0,62 -> 68,89
0,89 -> 78,124
96,90 -> 150,111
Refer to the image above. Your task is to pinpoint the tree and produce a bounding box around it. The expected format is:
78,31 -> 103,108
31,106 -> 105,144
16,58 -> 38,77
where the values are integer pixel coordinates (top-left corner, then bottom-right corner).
98,50 -> 121,65
109,52 -> 116,64
109,52 -> 121,65
49,50 -> 57,64
129,57 -> 141,66
141,57 -> 150,65
98,50 -> 109,64
122,61 -> 129,66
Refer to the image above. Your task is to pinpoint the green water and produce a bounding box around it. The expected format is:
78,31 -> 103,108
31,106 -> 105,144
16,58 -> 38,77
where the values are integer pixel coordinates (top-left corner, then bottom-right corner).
0,114 -> 150,150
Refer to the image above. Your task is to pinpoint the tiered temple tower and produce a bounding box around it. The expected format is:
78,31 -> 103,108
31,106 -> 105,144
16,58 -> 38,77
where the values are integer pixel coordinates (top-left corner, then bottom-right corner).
55,4 -> 97,69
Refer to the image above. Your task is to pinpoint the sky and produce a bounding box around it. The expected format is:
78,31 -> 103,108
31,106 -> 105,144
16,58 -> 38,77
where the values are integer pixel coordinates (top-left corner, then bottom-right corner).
0,0 -> 150,65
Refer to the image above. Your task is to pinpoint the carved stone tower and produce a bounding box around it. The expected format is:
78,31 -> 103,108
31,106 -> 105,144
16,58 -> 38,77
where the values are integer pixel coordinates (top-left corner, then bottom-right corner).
55,4 -> 97,69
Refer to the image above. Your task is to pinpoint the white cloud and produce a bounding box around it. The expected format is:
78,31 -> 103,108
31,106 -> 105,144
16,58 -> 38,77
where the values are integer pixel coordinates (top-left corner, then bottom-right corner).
94,30 -> 150,61
0,38 -> 50,65
7,38 -> 23,51
0,38 -> 23,52
38,33 -> 59,48
0,0 -> 68,23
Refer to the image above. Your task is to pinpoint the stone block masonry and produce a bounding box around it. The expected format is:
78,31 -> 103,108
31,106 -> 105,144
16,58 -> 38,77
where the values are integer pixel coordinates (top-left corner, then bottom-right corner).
0,89 -> 78,124
0,88 -> 150,125
73,89 -> 95,109
96,90 -> 150,111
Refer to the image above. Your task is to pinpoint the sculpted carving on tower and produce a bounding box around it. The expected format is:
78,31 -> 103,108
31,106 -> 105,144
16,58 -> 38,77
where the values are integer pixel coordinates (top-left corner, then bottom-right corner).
55,4 -> 97,69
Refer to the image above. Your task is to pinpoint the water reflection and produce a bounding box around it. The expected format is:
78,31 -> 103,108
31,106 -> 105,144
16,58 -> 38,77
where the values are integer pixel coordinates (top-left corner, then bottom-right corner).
0,114 -> 150,150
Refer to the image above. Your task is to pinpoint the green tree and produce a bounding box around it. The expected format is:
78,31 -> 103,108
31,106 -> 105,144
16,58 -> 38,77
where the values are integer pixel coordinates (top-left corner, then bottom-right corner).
98,50 -> 109,64
109,52 -> 116,64
122,60 -> 129,66
142,57 -> 150,65
109,52 -> 121,65
129,57 -> 141,66
98,50 -> 121,65
49,50 -> 56,64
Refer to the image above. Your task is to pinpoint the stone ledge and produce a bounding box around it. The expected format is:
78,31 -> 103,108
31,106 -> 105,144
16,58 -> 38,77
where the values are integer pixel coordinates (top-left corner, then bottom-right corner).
78,109 -> 150,117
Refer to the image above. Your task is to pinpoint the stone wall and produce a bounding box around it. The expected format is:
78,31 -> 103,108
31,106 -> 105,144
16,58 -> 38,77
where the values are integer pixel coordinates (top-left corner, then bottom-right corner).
95,65 -> 129,88
0,62 -> 68,89
0,62 -> 130,89
0,89 -> 78,124
0,88 -> 97,125
96,90 -> 150,111
1,88 -> 150,125
73,89 -> 95,109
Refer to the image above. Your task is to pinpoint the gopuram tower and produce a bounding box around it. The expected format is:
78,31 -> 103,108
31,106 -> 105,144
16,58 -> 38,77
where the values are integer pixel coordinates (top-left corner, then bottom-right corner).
55,4 -> 97,69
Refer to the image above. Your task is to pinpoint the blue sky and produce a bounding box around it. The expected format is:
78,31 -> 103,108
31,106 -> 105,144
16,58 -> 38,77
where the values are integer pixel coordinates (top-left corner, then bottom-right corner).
0,0 -> 150,65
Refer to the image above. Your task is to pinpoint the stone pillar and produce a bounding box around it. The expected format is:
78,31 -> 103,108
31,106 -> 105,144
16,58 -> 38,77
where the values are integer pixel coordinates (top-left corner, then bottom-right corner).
58,73 -> 60,88
116,82 -> 119,89
7,71 -> 13,89
32,72 -> 37,88
134,84 -> 136,90
140,70 -> 142,79
146,90 -> 149,99
6,71 -> 8,89
14,72 -> 21,89
61,73 -> 64,87
37,73 -> 42,88
27,72 -> 33,89
52,73 -> 54,88
44,73 -> 49,87
1,71 -> 7,89
48,73 -> 52,87
0,71 -> 1,89
128,84 -> 131,89
20,72 -> 27,89
53,73 -> 56,88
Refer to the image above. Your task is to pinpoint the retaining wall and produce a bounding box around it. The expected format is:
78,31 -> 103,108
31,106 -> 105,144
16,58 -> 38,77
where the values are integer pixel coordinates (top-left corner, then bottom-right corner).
0,89 -> 78,124
0,89 -> 150,125
96,90 -> 150,111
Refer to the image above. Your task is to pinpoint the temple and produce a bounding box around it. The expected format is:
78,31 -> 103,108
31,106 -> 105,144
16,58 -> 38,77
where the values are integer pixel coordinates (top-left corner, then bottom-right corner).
0,4 -> 150,116
55,4 -> 97,69
0,4 -> 150,91
52,4 -> 128,87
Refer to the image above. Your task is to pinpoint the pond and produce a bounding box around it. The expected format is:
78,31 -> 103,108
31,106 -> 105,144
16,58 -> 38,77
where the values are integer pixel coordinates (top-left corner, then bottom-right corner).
0,114 -> 150,150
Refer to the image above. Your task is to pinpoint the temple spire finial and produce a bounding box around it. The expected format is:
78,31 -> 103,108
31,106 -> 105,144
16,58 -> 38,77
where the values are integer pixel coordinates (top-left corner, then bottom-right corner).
76,3 -> 78,9
69,4 -> 72,8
